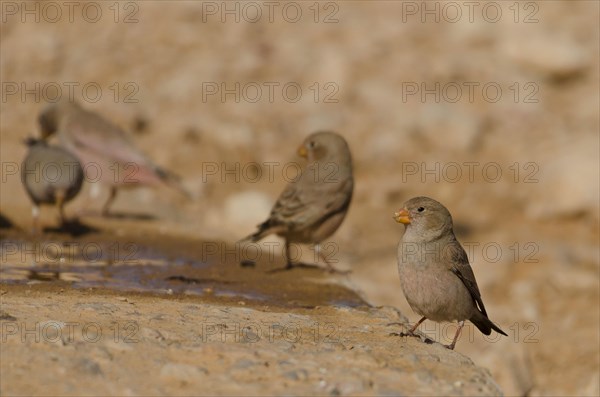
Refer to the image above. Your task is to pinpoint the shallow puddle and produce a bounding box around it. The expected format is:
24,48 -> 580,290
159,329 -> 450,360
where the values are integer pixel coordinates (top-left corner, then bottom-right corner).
0,229 -> 366,308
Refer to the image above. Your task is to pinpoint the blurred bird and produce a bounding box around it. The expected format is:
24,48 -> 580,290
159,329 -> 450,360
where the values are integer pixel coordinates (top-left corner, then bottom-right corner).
241,131 -> 354,272
394,196 -> 507,349
21,138 -> 84,232
38,100 -> 190,216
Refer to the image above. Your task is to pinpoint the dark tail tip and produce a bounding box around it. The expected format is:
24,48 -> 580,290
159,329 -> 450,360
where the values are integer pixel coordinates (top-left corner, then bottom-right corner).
155,166 -> 193,200
237,220 -> 271,245
471,312 -> 507,336
237,231 -> 261,245
23,137 -> 44,147
493,323 -> 508,337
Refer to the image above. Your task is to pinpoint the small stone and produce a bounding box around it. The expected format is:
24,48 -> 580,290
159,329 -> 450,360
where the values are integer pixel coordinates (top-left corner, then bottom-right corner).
0,310 -> 17,321
240,260 -> 256,268
78,358 -> 103,376
283,369 -> 309,381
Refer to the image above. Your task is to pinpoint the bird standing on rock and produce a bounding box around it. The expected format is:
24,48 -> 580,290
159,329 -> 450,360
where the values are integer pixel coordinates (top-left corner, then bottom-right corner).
394,196 -> 507,349
21,138 -> 84,232
241,131 -> 354,273
38,100 -> 189,216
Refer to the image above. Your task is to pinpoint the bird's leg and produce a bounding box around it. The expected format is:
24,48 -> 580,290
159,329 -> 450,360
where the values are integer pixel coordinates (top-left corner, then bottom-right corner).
446,320 -> 465,350
31,205 -> 41,234
101,186 -> 117,217
55,190 -> 67,225
76,183 -> 99,217
265,240 -> 298,273
390,316 -> 427,338
403,316 -> 427,337
315,244 -> 350,274
284,240 -> 294,269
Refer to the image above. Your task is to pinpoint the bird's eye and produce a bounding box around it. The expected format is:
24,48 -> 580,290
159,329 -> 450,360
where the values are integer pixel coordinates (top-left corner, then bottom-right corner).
309,141 -> 316,148
417,207 -> 425,212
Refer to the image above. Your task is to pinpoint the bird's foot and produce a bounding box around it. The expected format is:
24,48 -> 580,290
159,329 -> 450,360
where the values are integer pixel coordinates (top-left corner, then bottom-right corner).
388,331 -> 420,338
48,218 -> 97,236
266,262 -> 297,274
386,322 -> 418,338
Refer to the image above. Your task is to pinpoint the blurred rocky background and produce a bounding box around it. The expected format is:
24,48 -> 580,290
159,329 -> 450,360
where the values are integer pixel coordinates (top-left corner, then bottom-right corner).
1,1 -> 598,396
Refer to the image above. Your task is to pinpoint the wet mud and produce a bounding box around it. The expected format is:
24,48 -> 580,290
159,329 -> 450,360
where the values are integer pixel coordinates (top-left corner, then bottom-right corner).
0,227 -> 366,310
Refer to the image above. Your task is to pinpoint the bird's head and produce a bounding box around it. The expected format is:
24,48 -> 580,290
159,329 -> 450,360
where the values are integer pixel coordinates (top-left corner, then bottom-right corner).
394,196 -> 454,240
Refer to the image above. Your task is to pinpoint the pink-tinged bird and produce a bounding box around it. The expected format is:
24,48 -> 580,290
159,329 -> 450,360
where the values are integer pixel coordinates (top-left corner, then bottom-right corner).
38,100 -> 189,215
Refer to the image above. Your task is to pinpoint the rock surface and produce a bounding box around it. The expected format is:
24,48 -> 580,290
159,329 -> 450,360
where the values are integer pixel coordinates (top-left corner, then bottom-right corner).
0,285 -> 502,396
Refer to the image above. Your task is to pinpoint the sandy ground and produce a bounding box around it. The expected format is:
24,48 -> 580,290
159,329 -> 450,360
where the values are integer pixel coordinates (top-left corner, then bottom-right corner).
1,1 -> 599,396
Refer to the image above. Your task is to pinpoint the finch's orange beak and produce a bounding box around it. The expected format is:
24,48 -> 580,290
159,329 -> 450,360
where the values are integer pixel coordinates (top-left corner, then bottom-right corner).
394,208 -> 411,224
297,145 -> 308,158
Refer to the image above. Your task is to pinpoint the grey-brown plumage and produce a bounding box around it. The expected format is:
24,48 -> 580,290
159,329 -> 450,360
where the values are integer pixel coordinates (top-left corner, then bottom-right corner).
38,100 -> 189,216
21,138 -> 84,231
394,196 -> 506,349
242,131 -> 354,272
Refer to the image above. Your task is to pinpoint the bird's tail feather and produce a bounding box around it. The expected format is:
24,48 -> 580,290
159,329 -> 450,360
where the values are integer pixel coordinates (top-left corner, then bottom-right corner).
237,220 -> 275,245
471,311 -> 508,336
155,166 -> 193,200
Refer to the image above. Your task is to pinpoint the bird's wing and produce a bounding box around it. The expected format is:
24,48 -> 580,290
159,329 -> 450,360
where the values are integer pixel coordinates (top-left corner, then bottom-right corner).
269,176 -> 353,229
447,240 -> 488,317
65,111 -> 152,167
